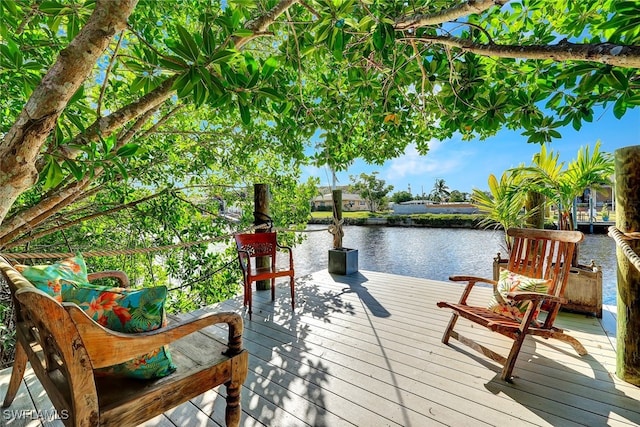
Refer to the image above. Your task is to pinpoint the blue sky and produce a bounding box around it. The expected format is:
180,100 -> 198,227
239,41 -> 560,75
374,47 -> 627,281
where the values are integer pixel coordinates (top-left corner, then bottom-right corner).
302,107 -> 640,196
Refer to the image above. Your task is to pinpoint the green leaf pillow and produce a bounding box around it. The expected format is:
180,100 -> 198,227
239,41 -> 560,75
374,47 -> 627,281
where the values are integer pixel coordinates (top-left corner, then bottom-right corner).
64,283 -> 176,379
16,254 -> 176,379
15,254 -> 90,302
488,268 -> 550,324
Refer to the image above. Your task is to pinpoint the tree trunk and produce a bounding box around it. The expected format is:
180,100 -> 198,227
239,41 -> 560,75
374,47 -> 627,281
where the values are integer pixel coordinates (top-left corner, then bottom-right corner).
0,0 -> 138,226
614,145 -> 640,385
525,191 -> 545,229
254,184 -> 271,291
331,190 -> 344,249
0,106 -> 157,247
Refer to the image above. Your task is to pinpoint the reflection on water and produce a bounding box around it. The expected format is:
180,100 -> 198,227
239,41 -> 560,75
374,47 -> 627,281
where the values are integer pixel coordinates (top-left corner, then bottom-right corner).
291,225 -> 617,305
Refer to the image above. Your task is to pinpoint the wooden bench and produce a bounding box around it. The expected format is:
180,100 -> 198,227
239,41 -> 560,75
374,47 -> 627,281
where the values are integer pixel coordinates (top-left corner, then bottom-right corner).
0,256 -> 248,426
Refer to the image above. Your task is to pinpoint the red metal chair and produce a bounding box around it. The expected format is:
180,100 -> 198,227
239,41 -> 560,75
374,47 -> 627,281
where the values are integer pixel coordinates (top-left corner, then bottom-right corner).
234,232 -> 295,319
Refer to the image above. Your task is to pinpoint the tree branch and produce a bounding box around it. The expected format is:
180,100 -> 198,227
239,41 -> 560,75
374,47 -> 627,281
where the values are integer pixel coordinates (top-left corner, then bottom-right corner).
40,76 -> 177,171
399,35 -> 640,68
40,0 -> 299,170
140,106 -> 183,139
97,31 -> 124,118
0,178 -> 97,247
118,104 -> 162,143
0,0 -> 138,225
395,0 -> 507,30
243,0 -> 300,34
5,189 -> 170,249
1,0 -> 300,242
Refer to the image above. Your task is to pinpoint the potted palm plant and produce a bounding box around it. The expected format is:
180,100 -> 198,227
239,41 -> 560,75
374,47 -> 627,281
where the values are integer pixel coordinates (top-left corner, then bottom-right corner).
478,142 -> 612,317
516,142 -> 613,317
328,189 -> 358,275
471,168 -> 536,251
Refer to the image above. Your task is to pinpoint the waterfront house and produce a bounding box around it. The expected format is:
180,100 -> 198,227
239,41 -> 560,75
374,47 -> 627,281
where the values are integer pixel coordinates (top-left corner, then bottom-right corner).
312,192 -> 367,211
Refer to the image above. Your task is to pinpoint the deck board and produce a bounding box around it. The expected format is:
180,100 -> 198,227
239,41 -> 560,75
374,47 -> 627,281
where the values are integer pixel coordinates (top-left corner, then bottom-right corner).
1,270 -> 639,426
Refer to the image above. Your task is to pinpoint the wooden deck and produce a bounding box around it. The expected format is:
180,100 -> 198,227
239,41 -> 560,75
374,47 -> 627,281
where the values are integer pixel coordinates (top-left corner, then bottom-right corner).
1,270 -> 639,426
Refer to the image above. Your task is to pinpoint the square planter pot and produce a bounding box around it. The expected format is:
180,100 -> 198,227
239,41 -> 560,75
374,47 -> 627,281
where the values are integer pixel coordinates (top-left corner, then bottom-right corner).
328,248 -> 358,275
564,264 -> 602,318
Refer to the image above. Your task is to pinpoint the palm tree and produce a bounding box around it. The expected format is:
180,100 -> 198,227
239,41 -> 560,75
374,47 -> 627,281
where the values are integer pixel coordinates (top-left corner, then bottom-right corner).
515,141 -> 614,231
430,178 -> 450,202
472,170 -> 533,251
472,141 -> 613,253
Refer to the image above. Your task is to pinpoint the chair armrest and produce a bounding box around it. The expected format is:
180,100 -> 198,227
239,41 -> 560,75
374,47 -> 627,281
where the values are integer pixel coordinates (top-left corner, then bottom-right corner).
87,270 -> 130,287
507,291 -> 566,305
449,275 -> 496,285
448,276 -> 497,304
65,304 -> 244,369
276,243 -> 294,267
236,250 -> 250,272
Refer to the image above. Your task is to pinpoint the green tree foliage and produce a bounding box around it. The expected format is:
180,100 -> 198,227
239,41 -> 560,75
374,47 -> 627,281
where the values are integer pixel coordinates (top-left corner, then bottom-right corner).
472,169 -> 531,250
514,141 -> 615,230
391,191 -> 413,204
430,178 -> 451,202
349,172 -> 393,212
448,190 -> 468,202
472,141 -> 614,250
0,1 -> 638,310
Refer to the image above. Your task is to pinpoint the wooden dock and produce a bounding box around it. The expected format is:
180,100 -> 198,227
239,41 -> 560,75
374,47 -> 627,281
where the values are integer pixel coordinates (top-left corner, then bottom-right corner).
1,270 -> 639,426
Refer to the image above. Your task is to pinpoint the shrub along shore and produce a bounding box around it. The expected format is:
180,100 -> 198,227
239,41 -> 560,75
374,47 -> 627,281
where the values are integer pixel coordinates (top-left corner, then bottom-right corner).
309,213 -> 485,228
308,213 -> 611,233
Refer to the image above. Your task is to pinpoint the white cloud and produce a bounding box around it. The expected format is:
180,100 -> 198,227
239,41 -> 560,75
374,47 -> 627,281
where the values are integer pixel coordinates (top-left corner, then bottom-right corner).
385,142 -> 462,181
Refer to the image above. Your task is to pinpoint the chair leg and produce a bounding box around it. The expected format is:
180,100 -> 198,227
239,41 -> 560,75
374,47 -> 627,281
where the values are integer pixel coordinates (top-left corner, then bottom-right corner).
225,350 -> 248,427
3,342 -> 27,407
501,332 -> 527,382
549,330 -> 588,355
271,278 -> 275,301
289,275 -> 295,310
243,280 -> 248,307
247,281 -> 252,320
441,313 -> 459,344
224,378 -> 242,427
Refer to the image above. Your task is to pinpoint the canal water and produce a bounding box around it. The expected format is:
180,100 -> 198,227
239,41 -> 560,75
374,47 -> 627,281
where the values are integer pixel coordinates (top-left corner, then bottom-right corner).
291,225 -> 618,305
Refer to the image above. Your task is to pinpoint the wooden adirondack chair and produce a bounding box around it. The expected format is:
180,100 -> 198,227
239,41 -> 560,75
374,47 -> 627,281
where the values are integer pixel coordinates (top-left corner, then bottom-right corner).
234,232 -> 295,320
0,256 -> 248,426
437,228 -> 587,382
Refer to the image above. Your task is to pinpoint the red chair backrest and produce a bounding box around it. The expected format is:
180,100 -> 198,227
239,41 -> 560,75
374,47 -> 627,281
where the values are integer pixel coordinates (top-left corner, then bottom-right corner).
234,232 -> 277,258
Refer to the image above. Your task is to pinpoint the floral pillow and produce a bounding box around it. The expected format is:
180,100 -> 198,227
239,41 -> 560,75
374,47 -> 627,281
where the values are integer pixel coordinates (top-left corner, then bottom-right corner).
488,268 -> 551,324
14,254 -> 89,302
64,283 -> 176,379
15,254 -> 176,379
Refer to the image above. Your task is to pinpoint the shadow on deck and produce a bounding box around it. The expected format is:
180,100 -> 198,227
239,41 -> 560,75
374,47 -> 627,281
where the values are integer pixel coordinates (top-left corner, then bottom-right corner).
1,270 -> 639,426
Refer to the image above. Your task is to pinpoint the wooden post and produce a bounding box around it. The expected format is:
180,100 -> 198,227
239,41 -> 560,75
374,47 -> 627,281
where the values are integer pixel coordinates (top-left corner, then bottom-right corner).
254,184 -> 270,291
614,145 -> 640,385
331,190 -> 343,249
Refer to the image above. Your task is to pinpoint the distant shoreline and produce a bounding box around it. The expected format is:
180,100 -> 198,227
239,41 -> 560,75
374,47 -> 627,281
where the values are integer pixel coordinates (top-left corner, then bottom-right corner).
308,214 -> 612,234
308,215 -> 482,229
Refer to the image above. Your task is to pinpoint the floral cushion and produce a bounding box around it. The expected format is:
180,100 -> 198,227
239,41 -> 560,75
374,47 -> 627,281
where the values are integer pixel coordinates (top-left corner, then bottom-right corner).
64,283 -> 176,379
14,254 -> 89,302
488,268 -> 550,323
15,254 -> 176,379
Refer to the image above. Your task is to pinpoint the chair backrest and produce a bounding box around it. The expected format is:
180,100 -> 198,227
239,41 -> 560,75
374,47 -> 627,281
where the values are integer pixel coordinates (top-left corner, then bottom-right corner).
0,256 -> 98,423
506,228 -> 584,325
234,232 -> 278,259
